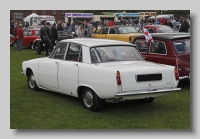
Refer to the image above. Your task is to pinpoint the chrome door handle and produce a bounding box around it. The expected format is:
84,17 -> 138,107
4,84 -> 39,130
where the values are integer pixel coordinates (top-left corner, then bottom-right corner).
54,62 -> 58,64
74,64 -> 78,67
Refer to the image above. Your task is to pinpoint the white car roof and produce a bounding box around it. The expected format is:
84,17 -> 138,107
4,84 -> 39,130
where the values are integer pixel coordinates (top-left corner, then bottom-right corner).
60,38 -> 134,47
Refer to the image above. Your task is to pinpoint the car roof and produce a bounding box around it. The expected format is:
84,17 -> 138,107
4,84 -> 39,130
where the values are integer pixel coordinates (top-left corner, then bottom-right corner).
60,38 -> 134,47
102,25 -> 134,28
143,25 -> 171,28
135,33 -> 190,40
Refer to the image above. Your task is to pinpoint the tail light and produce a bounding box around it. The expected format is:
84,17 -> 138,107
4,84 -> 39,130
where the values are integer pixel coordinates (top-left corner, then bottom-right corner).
116,71 -> 121,85
176,58 -> 181,71
174,67 -> 179,80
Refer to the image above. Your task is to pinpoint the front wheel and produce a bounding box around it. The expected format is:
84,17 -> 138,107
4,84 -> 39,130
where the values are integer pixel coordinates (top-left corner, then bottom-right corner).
28,71 -> 40,91
81,88 -> 103,112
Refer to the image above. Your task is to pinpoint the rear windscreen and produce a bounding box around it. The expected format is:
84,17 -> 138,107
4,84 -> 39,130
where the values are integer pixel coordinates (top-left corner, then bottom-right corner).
173,39 -> 190,54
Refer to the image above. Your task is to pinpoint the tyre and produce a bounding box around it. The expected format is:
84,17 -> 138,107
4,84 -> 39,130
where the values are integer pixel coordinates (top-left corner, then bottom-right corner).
27,71 -> 40,91
137,97 -> 155,103
81,88 -> 103,112
36,42 -> 42,54
30,42 -> 34,50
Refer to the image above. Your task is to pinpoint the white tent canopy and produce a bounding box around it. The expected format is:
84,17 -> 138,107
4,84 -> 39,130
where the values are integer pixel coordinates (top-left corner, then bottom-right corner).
23,13 -> 39,24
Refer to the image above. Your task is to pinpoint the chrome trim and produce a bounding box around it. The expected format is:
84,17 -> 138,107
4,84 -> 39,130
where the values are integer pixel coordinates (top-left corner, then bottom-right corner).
179,76 -> 189,80
115,88 -> 181,97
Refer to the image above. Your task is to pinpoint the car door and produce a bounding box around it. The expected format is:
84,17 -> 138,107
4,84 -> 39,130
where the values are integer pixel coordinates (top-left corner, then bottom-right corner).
145,40 -> 171,65
38,43 -> 68,89
106,27 -> 118,40
58,43 -> 82,95
26,30 -> 32,47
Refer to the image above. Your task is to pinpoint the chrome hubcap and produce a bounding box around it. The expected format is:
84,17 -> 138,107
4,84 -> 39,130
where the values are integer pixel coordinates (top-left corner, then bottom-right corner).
29,74 -> 36,88
83,89 -> 93,108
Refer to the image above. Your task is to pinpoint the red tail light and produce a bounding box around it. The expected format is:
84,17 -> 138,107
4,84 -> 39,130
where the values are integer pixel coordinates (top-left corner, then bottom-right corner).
116,71 -> 121,85
176,58 -> 181,71
174,67 -> 179,80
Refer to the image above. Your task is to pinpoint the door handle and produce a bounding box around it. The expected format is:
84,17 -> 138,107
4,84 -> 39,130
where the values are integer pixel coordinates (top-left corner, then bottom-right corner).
74,64 -> 78,67
54,62 -> 58,64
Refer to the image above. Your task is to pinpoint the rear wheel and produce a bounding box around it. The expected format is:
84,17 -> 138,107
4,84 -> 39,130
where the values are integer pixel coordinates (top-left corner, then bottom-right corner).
28,71 -> 40,91
81,88 -> 103,112
36,42 -> 42,54
137,97 -> 155,103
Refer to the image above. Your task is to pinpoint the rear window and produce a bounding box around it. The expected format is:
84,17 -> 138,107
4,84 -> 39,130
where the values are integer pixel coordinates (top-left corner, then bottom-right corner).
157,26 -> 174,33
173,39 -> 190,54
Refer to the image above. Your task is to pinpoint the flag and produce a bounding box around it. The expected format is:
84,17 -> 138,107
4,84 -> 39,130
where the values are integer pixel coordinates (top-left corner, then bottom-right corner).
143,27 -> 154,43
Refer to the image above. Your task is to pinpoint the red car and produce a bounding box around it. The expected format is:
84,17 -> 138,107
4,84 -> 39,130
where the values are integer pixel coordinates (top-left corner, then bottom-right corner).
23,28 -> 41,49
138,25 -> 175,33
133,33 -> 190,80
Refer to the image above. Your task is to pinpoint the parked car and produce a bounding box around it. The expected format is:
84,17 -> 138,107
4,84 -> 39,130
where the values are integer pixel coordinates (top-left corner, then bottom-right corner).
22,38 -> 181,112
138,25 -> 175,33
23,28 -> 41,49
133,33 -> 190,80
92,25 -> 141,43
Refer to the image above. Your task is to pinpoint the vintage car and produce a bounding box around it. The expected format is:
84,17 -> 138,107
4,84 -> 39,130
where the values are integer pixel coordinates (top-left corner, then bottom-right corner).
22,38 -> 181,112
23,28 -> 41,49
133,33 -> 190,80
138,25 -> 175,33
92,25 -> 141,43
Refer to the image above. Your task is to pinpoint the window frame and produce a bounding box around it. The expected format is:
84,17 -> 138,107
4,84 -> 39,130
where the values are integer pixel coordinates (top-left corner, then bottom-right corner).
27,30 -> 32,36
149,40 -> 167,55
42,10 -> 46,14
108,27 -> 117,34
134,39 -> 149,54
100,27 -> 109,34
52,10 -> 56,14
51,42 -> 69,60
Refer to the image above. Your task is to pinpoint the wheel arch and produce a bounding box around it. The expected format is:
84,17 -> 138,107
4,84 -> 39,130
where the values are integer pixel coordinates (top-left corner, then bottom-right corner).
77,85 -> 99,99
26,67 -> 40,87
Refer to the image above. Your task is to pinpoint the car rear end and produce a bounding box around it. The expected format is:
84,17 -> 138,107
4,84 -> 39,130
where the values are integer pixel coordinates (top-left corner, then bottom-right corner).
173,38 -> 190,80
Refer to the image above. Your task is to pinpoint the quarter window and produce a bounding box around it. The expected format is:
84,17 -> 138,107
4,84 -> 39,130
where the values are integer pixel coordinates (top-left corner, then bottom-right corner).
65,43 -> 82,62
150,41 -> 167,54
27,30 -> 32,36
148,28 -> 155,33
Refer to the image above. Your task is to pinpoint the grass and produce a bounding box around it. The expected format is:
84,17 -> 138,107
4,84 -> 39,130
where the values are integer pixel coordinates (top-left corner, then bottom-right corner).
10,46 -> 190,129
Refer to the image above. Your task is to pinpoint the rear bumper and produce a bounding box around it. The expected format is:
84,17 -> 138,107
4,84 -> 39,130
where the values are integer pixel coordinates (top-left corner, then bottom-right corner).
115,88 -> 181,100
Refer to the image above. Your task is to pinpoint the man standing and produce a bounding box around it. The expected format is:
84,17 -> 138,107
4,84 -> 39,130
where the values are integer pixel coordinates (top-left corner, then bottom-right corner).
165,18 -> 173,29
83,20 -> 92,37
179,17 -> 190,33
15,24 -> 24,51
108,19 -> 114,26
40,21 -> 53,57
47,22 -> 58,53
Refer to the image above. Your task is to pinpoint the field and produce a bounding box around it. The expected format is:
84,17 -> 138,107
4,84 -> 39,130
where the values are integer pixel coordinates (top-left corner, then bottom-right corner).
10,46 -> 190,129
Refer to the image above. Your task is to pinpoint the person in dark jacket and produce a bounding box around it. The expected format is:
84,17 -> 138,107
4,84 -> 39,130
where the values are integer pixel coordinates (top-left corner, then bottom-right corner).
179,17 -> 190,33
40,21 -> 53,56
57,23 -> 64,31
47,22 -> 58,53
165,18 -> 173,29
25,22 -> 29,28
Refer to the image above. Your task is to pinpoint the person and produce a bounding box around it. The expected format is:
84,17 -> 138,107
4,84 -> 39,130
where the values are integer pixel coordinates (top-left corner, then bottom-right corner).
83,20 -> 92,37
57,22 -> 64,31
179,17 -> 190,33
25,22 -> 29,28
40,21 -> 53,57
160,17 -> 165,25
165,18 -> 173,29
53,22 -> 56,27
108,19 -> 114,26
47,22 -> 58,53
140,17 -> 144,27
76,25 -> 84,38
13,22 -> 19,47
155,19 -> 160,24
15,24 -> 24,51
97,25 -> 101,33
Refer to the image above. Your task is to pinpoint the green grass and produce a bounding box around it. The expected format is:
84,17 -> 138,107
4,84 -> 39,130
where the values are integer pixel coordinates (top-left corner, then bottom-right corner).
10,46 -> 190,129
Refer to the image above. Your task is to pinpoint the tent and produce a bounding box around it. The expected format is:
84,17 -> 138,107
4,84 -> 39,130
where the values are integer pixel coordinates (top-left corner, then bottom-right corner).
23,13 -> 39,25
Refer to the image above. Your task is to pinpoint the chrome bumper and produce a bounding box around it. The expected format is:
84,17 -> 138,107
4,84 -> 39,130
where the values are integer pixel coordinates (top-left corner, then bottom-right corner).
115,88 -> 181,98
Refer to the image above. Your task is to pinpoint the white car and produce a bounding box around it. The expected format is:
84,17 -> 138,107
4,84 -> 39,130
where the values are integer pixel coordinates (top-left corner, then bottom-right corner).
22,38 -> 181,112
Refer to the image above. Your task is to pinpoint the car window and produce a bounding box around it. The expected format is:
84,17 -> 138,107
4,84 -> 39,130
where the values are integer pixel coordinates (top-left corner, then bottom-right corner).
117,26 -> 138,34
100,28 -> 109,34
65,43 -> 82,62
150,41 -> 167,54
157,26 -> 174,33
148,28 -> 155,33
90,45 -> 143,63
135,40 -> 149,53
35,30 -> 40,36
23,30 -> 28,36
27,30 -> 32,36
109,28 -> 116,34
173,39 -> 190,54
53,43 -> 68,60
